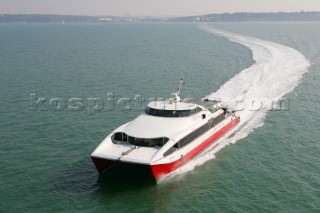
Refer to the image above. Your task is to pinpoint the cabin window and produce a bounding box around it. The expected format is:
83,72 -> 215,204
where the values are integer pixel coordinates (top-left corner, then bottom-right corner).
113,132 -> 122,141
174,142 -> 179,148
197,124 -> 209,136
208,118 -> 214,129
112,132 -> 128,144
212,113 -> 224,126
145,107 -> 193,117
190,107 -> 203,116
196,107 -> 203,113
189,108 -> 196,116
180,110 -> 190,117
163,146 -> 178,157
207,113 -> 224,129
127,136 -> 169,148
178,124 -> 209,148
163,123 -> 210,157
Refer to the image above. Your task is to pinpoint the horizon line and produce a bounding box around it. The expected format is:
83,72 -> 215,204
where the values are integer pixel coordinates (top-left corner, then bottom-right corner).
1,10 -> 320,18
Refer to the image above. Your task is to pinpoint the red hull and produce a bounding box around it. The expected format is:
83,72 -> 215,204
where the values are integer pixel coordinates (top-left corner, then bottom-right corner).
151,117 -> 240,180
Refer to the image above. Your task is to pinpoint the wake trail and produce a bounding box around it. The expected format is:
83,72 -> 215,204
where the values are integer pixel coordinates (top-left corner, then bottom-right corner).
158,26 -> 310,183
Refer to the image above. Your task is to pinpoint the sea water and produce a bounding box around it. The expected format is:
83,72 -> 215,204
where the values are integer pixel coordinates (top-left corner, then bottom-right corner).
0,22 -> 319,212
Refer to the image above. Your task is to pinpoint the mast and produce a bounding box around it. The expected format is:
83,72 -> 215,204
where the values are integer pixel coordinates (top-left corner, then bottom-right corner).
171,79 -> 185,102
177,78 -> 185,95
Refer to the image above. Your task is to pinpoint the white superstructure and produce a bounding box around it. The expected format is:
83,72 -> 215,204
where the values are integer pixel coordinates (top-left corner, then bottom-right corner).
91,80 -> 240,182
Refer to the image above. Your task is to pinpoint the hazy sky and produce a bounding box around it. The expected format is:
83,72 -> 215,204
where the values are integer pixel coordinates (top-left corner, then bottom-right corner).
1,0 -> 320,17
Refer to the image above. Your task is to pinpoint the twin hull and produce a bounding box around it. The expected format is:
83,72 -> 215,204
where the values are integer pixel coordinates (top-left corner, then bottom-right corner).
91,115 -> 240,182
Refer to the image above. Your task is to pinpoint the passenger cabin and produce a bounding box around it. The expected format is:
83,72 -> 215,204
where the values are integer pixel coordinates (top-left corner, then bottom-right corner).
111,101 -> 205,148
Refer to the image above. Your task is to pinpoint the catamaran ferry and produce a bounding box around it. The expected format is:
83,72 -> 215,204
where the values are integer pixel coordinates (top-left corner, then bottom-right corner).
91,80 -> 240,182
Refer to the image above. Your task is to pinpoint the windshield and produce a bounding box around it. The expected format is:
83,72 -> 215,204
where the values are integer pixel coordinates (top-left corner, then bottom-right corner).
112,132 -> 169,147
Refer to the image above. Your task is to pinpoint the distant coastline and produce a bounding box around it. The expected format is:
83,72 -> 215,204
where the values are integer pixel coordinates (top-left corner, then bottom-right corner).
1,12 -> 320,23
171,11 -> 320,22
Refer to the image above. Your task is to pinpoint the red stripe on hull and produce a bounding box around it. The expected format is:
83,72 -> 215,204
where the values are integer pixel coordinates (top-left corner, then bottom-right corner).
91,157 -> 117,173
151,117 -> 240,180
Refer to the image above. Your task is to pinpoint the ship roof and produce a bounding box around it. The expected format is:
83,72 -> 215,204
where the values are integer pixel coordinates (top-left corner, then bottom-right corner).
123,114 -> 197,138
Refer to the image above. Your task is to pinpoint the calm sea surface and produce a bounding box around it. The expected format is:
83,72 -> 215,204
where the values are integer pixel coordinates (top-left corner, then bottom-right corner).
0,22 -> 319,212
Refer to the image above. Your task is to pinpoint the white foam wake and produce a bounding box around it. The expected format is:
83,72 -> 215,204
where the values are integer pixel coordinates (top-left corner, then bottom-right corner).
158,26 -> 310,183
